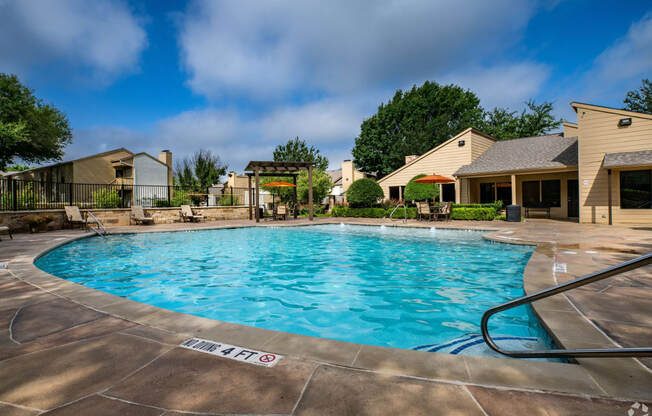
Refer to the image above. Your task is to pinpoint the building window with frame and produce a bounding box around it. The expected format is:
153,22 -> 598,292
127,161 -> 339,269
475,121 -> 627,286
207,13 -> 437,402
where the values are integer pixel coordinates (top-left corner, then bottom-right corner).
620,170 -> 652,209
479,183 -> 495,203
541,180 -> 561,207
522,181 -> 539,206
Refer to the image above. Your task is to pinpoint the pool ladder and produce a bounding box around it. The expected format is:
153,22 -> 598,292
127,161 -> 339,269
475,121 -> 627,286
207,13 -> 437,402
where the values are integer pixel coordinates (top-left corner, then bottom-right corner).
481,252 -> 652,358
389,204 -> 407,223
86,211 -> 108,237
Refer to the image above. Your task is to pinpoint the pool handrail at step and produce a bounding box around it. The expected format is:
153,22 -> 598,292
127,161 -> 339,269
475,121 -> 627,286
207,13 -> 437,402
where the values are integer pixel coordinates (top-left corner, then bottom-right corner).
481,252 -> 652,358
86,211 -> 108,236
389,204 -> 407,223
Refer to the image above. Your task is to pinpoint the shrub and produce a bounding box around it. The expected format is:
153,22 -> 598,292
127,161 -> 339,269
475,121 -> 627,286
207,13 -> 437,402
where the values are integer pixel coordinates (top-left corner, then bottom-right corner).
22,215 -> 45,232
330,206 -> 417,219
170,190 -> 191,207
154,199 -> 171,207
92,188 -> 121,208
346,178 -> 384,208
450,207 -> 496,221
403,174 -> 437,202
218,194 -> 240,206
495,213 -> 506,221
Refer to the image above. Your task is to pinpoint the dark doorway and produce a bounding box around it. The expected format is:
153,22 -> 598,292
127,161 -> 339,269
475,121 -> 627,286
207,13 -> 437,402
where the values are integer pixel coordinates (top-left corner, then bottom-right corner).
496,184 -> 512,206
441,183 -> 456,202
567,179 -> 579,217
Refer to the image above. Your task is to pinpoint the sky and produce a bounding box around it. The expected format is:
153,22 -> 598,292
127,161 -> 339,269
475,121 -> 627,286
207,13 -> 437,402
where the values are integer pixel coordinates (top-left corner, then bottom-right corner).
1,0 -> 651,172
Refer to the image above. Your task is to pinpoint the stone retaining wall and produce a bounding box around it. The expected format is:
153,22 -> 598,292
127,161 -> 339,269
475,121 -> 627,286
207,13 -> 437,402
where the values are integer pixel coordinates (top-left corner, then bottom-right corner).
0,206 -> 250,232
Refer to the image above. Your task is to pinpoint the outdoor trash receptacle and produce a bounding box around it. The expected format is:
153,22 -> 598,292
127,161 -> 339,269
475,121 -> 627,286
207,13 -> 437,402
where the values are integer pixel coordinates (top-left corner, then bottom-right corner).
507,205 -> 521,222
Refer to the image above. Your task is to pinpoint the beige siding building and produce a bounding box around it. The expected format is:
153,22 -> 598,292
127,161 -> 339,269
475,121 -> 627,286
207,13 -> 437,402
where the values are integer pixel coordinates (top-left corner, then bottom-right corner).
377,128 -> 495,201
573,103 -> 652,225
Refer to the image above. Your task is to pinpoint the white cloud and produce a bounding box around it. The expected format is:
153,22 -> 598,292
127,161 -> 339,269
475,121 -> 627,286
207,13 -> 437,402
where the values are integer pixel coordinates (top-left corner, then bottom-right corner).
0,0 -> 147,83
71,97 -> 368,171
178,0 -> 536,100
440,62 -> 550,110
594,13 -> 652,81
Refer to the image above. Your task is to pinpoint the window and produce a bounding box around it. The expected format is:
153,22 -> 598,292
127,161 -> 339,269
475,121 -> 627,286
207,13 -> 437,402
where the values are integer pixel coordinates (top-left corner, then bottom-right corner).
441,183 -> 455,202
480,183 -> 495,203
620,170 -> 652,209
115,169 -> 123,178
389,186 -> 400,200
496,184 -> 512,206
522,181 -> 539,206
541,180 -> 561,207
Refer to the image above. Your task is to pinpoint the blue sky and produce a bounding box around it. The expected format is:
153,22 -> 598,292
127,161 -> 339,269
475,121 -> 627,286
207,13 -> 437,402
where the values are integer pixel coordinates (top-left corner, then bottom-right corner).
2,0 -> 651,171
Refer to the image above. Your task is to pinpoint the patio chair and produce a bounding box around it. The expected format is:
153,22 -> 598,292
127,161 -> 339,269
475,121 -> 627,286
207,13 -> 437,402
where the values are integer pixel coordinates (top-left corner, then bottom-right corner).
275,205 -> 288,220
417,202 -> 434,221
179,205 -> 205,222
436,201 -> 452,221
0,226 -> 12,241
64,206 -> 88,230
131,205 -> 155,225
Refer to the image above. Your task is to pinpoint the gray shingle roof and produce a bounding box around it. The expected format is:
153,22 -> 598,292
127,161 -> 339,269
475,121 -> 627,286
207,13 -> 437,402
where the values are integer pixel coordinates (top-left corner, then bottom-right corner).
326,168 -> 342,184
603,150 -> 652,168
455,134 -> 578,176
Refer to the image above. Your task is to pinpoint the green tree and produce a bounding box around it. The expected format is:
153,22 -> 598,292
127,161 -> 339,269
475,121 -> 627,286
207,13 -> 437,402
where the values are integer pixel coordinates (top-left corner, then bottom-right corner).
403,174 -> 438,202
273,137 -> 329,170
297,170 -> 333,204
6,163 -> 33,171
0,73 -> 72,171
482,100 -> 561,140
174,149 -> 228,190
624,79 -> 652,114
352,81 -> 484,178
346,178 -> 384,208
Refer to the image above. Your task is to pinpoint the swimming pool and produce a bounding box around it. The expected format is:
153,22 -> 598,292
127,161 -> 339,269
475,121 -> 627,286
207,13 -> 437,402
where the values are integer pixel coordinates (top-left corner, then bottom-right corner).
36,224 -> 552,356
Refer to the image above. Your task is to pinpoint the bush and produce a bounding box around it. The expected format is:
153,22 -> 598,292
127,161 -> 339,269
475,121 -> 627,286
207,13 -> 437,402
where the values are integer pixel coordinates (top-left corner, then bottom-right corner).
218,194 -> 240,206
330,206 -> 417,219
403,174 -> 437,202
450,207 -> 496,221
170,190 -> 191,207
92,188 -> 121,208
154,199 -> 171,207
346,178 -> 384,208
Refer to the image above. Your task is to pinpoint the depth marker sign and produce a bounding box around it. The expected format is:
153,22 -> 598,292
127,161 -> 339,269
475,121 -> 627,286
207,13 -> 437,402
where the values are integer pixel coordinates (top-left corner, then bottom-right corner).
180,338 -> 283,367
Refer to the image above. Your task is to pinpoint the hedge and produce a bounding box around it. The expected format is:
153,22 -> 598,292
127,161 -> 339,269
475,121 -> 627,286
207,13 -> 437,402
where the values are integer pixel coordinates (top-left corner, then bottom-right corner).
450,207 -> 496,221
330,206 -> 417,219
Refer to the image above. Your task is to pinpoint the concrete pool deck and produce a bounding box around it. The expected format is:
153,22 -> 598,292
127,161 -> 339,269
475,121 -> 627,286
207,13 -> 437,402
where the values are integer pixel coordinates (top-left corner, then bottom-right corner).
0,218 -> 650,415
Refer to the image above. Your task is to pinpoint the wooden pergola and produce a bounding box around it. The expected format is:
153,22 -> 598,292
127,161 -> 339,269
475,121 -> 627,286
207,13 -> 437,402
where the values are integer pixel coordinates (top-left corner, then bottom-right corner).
244,161 -> 315,222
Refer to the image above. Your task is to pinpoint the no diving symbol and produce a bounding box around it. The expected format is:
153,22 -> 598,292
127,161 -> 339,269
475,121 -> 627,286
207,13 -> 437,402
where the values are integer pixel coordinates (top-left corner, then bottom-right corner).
259,354 -> 276,363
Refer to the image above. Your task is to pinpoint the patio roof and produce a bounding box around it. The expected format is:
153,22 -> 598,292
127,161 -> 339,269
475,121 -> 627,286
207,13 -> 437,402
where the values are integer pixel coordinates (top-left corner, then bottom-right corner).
603,150 -> 652,169
455,134 -> 578,176
244,161 -> 314,172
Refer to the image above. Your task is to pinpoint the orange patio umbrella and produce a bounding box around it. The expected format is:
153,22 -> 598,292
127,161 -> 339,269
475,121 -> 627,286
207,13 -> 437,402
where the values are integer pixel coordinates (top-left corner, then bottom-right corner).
262,181 -> 296,188
413,174 -> 454,202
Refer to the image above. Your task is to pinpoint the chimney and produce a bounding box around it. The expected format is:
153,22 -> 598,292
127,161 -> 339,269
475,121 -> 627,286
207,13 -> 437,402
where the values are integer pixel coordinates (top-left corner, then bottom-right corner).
158,150 -> 173,186
405,155 -> 418,165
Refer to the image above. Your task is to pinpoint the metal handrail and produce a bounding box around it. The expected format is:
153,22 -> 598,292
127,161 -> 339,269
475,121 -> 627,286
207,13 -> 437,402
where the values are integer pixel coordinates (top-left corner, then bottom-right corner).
86,211 -> 108,236
389,204 -> 407,223
481,252 -> 652,358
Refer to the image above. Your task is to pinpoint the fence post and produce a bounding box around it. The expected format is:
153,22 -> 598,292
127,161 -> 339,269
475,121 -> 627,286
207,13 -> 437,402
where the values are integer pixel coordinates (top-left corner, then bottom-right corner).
168,186 -> 171,206
121,183 -> 125,208
231,187 -> 234,206
12,179 -> 17,211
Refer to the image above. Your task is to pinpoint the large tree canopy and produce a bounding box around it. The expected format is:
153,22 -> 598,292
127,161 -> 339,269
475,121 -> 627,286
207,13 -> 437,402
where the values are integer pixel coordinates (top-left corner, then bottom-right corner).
352,81 -> 563,178
481,100 -> 561,140
273,136 -> 329,170
0,73 -> 72,171
624,79 -> 652,114
174,149 -> 228,190
352,81 -> 484,178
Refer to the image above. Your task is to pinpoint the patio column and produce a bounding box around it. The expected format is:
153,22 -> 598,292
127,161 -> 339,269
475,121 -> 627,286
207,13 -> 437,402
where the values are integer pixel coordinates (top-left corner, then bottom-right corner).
248,175 -> 252,220
607,169 -> 612,225
254,168 -> 260,223
398,185 -> 403,201
455,178 -> 461,203
293,174 -> 298,219
308,165 -> 314,221
511,174 -> 517,206
439,183 -> 443,203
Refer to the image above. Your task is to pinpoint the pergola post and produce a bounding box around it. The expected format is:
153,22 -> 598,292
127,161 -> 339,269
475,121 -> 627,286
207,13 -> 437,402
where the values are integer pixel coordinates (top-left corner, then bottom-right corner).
248,175 -> 252,220
293,174 -> 298,219
308,165 -> 313,221
254,168 -> 260,223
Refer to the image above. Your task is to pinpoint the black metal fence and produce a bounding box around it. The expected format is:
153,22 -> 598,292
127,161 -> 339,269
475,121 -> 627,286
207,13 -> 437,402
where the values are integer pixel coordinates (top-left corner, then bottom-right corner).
0,179 -> 250,211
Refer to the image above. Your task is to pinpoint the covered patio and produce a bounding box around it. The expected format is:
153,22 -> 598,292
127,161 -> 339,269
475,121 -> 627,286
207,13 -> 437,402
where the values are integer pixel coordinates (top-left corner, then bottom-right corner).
244,161 -> 315,222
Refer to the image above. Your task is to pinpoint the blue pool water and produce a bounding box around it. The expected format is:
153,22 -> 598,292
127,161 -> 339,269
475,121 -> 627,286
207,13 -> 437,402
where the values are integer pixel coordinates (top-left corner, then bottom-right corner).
36,224 -> 552,356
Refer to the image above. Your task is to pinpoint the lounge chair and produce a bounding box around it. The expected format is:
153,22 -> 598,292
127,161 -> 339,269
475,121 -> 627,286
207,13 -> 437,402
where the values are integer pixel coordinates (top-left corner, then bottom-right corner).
0,226 -> 12,241
64,206 -> 88,230
436,201 -> 452,221
275,205 -> 288,220
417,202 -> 434,221
180,205 -> 205,222
131,205 -> 155,225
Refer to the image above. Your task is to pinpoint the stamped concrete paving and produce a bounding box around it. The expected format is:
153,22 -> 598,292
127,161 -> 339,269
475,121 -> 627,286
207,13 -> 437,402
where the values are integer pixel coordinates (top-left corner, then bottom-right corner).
0,218 -> 650,414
